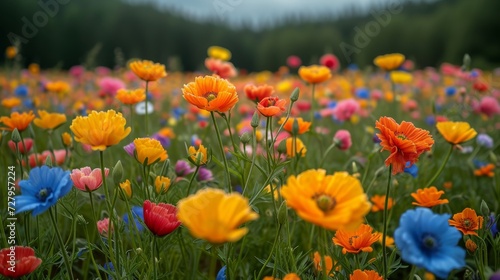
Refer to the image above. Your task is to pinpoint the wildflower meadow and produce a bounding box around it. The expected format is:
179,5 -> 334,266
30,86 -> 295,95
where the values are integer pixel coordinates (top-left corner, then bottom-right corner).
1,44 -> 500,280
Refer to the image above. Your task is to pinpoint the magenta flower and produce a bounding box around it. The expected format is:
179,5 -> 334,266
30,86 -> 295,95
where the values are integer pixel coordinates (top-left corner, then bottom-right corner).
333,130 -> 352,150
97,218 -> 112,237
70,167 -> 109,192
333,98 -> 360,121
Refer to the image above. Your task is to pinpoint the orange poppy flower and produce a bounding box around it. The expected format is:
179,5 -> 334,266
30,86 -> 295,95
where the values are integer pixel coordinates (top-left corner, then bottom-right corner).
313,251 -> 337,276
0,111 -> 35,132
370,195 -> 394,212
375,116 -> 434,175
244,84 -> 274,102
349,269 -> 384,280
448,208 -> 483,236
257,96 -> 287,117
373,53 -> 405,71
474,163 -> 495,177
6,46 -> 17,59
298,65 -> 332,84
116,88 -> 146,105
411,186 -> 449,207
279,117 -> 311,135
1,97 -> 21,109
182,76 -> 238,113
333,224 -> 381,254
129,60 -> 167,82
45,81 -> 71,95
283,273 -> 301,280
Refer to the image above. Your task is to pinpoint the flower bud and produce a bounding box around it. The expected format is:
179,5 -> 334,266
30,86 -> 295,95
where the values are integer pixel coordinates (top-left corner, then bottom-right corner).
277,140 -> 287,154
290,87 -> 300,102
480,200 -> 490,217
113,160 -> 124,184
45,155 -> 53,167
465,239 -> 477,254
292,119 -> 299,136
240,132 -> 251,145
463,54 -> 471,71
251,111 -> 259,128
11,128 -> 21,143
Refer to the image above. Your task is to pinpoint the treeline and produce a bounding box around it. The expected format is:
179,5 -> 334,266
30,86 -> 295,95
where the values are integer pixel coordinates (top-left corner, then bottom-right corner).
1,0 -> 499,71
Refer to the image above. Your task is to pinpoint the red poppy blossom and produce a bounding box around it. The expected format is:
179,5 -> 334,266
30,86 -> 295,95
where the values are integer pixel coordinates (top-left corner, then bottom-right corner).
143,200 -> 181,237
0,246 -> 42,278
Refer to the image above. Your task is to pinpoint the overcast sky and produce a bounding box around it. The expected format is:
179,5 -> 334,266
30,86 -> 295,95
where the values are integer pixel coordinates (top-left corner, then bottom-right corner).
138,0 -> 394,28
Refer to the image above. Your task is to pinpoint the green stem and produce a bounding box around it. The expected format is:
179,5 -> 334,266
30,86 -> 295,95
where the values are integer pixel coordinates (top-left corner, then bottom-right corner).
145,81 -> 150,136
186,166 -> 200,196
242,127 -> 257,196
382,165 -> 393,280
49,208 -> 74,280
210,112 -> 231,192
209,246 -> 217,280
256,225 -> 282,280
423,144 -> 453,188
318,142 -> 337,168
222,112 -> 238,153
310,83 -> 316,124
152,237 -> 158,279
320,228 -> 329,280
408,265 -> 417,280
286,215 -> 297,273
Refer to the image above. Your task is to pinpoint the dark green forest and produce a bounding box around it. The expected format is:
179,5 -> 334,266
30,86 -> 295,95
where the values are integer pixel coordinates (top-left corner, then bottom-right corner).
1,0 -> 500,71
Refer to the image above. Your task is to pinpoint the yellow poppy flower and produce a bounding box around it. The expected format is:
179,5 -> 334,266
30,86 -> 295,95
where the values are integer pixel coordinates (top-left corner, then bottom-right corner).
298,65 -> 332,84
177,188 -> 259,244
280,169 -> 371,231
188,144 -> 208,166
373,53 -> 405,71
119,179 -> 132,199
154,176 -> 171,194
70,110 -> 131,151
33,110 -> 67,130
436,121 -> 477,144
133,138 -> 168,166
61,132 -> 73,147
129,60 -> 167,82
207,46 -> 231,61
390,71 -> 413,84
286,138 -> 307,158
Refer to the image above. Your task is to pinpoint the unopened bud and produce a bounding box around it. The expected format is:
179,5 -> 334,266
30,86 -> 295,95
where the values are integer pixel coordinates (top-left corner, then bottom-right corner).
240,132 -> 251,144
465,239 -> 477,254
463,54 -> 471,71
251,111 -> 259,128
292,119 -> 299,136
277,140 -> 287,154
11,128 -> 21,143
480,200 -> 490,217
76,214 -> 87,225
112,160 -> 124,184
290,87 -> 300,102
45,155 -> 53,167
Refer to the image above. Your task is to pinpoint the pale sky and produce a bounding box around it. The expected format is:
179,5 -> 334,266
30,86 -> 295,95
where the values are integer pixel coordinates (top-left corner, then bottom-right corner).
135,0 -> 397,28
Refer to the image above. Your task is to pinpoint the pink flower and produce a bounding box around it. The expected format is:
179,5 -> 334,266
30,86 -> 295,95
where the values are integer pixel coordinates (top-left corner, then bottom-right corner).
371,90 -> 383,100
286,55 -> 302,68
97,218 -> 112,237
333,130 -> 352,150
95,66 -> 111,76
71,167 -> 109,192
69,65 -> 85,79
440,63 -> 460,76
333,99 -> 360,121
320,54 -> 340,71
473,96 -> 500,117
98,77 -> 125,97
403,99 -> 418,112
8,138 -> 33,154
205,58 -> 237,79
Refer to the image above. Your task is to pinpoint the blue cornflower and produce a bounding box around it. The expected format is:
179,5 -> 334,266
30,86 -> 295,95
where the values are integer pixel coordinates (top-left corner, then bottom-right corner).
216,266 -> 227,280
487,213 -> 498,238
477,133 -> 493,149
15,166 -> 73,216
425,115 -> 436,126
445,87 -> 456,97
394,208 -> 465,279
122,206 -> 145,232
404,162 -> 418,178
355,88 -> 370,99
14,85 -> 29,97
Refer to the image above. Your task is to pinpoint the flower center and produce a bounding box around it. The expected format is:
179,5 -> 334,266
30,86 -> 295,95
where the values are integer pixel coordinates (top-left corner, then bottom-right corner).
348,235 -> 359,245
423,235 -> 436,249
37,188 -> 50,200
204,91 -> 218,101
463,219 -> 472,229
314,194 -> 336,213
396,133 -> 407,140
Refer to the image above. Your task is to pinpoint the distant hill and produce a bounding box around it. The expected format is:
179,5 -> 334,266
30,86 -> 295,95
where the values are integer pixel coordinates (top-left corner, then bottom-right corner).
1,0 -> 499,71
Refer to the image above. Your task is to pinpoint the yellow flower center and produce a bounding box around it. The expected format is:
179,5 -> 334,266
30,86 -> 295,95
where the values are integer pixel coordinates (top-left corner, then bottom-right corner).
463,219 -> 472,229
204,92 -> 218,101
314,194 -> 336,213
396,133 -> 407,140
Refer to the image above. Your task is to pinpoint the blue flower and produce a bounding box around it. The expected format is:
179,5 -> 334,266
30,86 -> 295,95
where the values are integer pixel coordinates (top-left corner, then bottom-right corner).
15,85 -> 29,97
445,87 -> 456,97
122,206 -> 145,232
487,213 -> 498,238
394,208 -> 465,279
477,133 -> 493,149
404,162 -> 418,178
355,88 -> 370,99
216,266 -> 227,280
15,166 -> 73,216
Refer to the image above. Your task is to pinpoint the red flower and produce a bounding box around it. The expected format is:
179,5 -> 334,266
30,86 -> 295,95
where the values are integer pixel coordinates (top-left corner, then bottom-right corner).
244,84 -> 274,102
257,96 -> 287,117
320,54 -> 340,71
8,138 -> 33,154
0,246 -> 42,278
143,200 -> 181,237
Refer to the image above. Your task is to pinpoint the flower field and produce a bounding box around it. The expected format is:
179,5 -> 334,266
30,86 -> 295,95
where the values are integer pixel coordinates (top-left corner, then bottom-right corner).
0,47 -> 499,280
